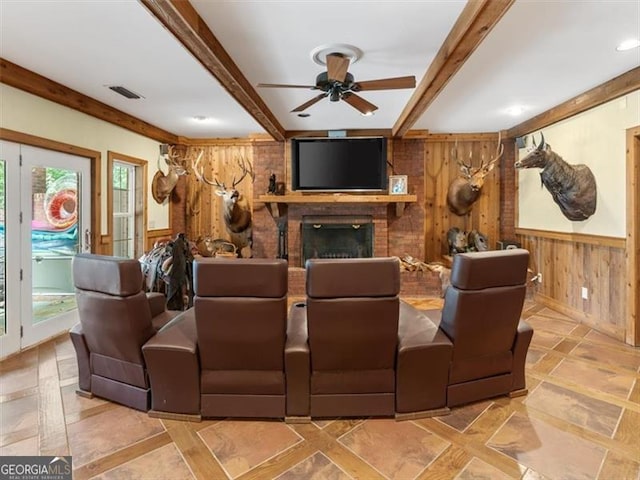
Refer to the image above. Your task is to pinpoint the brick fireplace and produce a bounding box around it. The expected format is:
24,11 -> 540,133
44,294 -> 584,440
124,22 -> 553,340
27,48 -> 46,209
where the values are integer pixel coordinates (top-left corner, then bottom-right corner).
300,215 -> 373,266
286,204 -> 389,267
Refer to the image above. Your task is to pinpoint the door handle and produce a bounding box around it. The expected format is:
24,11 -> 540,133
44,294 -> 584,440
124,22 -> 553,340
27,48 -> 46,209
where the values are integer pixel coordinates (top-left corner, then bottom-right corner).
84,229 -> 92,252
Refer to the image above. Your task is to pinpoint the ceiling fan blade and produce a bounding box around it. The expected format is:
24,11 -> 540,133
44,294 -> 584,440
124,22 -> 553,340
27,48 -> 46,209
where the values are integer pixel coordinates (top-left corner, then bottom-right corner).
341,92 -> 378,115
291,93 -> 328,112
257,83 -> 317,89
326,53 -> 350,83
353,76 -> 416,91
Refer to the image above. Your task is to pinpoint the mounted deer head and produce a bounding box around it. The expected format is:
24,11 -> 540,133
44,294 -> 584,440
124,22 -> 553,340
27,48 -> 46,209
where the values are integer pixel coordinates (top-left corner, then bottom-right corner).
151,144 -> 193,204
446,133 -> 504,216
193,155 -> 255,257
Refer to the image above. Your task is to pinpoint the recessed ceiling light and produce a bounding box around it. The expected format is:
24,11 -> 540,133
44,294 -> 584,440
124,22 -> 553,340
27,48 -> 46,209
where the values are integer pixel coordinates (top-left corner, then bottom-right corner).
297,113 -> 311,118
505,105 -> 527,116
616,38 -> 640,51
191,116 -> 220,125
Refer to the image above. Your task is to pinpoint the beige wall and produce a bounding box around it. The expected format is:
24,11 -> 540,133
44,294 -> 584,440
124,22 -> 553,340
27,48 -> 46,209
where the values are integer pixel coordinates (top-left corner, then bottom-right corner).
517,89 -> 639,238
0,84 -> 169,233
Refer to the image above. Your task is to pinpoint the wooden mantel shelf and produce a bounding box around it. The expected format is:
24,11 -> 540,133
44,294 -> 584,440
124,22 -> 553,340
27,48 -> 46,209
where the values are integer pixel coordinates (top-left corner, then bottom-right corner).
257,194 -> 417,217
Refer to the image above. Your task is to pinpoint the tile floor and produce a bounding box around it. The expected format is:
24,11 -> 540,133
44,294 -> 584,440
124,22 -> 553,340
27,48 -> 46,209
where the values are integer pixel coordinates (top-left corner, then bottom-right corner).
1,298 -> 639,479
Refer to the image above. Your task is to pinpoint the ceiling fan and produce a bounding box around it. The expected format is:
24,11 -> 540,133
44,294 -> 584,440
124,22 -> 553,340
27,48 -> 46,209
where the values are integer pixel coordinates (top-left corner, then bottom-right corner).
257,53 -> 416,115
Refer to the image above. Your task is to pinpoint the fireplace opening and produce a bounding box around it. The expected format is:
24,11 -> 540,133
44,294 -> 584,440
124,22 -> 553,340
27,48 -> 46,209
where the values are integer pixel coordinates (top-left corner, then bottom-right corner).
300,215 -> 373,266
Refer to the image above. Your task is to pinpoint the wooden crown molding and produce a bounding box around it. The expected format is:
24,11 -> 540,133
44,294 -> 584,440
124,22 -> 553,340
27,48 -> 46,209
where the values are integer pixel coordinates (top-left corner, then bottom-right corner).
139,0 -> 286,142
0,58 -> 178,145
392,0 -> 515,138
506,66 -> 640,138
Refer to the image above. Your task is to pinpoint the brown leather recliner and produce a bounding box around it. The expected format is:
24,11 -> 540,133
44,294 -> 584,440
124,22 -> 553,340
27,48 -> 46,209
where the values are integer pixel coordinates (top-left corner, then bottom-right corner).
192,258 -> 290,418
301,257 -> 401,417
70,253 -> 178,411
423,249 -> 533,408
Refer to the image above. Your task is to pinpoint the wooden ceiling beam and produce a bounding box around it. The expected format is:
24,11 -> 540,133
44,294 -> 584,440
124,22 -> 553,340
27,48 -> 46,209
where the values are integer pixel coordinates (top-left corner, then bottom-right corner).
392,0 -> 514,138
0,58 -> 179,144
285,129 -> 392,139
506,66 -> 640,138
140,0 -> 286,142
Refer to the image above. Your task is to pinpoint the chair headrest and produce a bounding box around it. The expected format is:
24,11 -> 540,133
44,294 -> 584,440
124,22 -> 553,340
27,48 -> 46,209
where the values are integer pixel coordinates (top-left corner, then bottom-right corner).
73,253 -> 143,296
450,249 -> 529,290
306,257 -> 400,298
194,258 -> 288,297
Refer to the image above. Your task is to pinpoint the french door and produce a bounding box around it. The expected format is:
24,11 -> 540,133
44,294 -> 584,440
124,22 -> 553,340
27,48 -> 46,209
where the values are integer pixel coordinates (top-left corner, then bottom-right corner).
0,141 -> 91,357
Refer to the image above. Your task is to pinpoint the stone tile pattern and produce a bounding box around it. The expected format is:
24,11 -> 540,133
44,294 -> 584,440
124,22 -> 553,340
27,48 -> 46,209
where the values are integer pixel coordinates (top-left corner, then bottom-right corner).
1,300 -> 639,480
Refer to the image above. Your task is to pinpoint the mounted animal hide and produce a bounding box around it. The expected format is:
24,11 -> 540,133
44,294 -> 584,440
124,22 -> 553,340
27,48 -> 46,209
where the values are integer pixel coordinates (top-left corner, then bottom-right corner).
515,133 -> 597,221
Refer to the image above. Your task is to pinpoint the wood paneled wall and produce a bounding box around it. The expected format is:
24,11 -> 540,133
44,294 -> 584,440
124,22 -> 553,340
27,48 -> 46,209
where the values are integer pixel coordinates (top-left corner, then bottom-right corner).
172,136 -> 503,265
423,134 -> 502,261
518,234 -> 627,340
178,144 -> 254,244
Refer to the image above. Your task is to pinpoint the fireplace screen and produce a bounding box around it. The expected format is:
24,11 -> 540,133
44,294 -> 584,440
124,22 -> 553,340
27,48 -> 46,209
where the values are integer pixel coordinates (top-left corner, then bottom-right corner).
301,215 -> 373,266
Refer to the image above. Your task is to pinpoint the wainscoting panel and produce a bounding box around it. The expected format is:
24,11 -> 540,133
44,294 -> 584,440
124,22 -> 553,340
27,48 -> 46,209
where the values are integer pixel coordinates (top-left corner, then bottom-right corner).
518,233 -> 627,341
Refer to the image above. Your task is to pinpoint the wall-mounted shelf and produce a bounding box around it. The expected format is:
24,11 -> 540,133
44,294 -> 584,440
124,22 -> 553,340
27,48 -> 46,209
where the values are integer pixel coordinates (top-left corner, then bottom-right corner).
256,194 -> 417,218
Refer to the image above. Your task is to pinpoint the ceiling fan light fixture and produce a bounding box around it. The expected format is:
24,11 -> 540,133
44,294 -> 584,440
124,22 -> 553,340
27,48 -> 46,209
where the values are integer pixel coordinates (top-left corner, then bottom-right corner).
361,111 -> 375,117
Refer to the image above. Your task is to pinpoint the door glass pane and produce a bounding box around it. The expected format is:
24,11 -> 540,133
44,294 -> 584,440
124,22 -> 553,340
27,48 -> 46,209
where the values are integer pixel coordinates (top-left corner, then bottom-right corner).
31,166 -> 78,324
0,160 -> 5,336
112,162 -> 134,258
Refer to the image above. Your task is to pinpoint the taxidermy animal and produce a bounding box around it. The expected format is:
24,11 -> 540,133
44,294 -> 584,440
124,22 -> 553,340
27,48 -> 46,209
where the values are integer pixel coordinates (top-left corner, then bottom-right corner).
151,144 -> 192,204
447,133 -> 504,216
514,133 -> 597,221
193,155 -> 254,257
447,227 -> 468,255
467,229 -> 488,251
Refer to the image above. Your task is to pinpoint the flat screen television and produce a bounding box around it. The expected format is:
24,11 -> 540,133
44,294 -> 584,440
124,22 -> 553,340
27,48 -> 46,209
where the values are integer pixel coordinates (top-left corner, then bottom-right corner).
291,137 -> 388,192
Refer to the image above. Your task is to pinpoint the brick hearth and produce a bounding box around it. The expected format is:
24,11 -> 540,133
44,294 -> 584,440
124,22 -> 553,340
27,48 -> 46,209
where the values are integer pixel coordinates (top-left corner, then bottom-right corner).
287,266 -> 441,297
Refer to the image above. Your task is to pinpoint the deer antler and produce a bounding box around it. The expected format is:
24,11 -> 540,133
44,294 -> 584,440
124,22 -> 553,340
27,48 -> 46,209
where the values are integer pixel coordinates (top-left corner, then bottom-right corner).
451,141 -> 474,179
231,156 -> 255,188
192,151 -> 225,188
157,144 -> 188,174
480,132 -> 504,174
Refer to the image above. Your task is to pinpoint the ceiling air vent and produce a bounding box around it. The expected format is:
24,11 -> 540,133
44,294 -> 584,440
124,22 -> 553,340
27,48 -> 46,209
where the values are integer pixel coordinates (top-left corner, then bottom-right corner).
107,85 -> 143,99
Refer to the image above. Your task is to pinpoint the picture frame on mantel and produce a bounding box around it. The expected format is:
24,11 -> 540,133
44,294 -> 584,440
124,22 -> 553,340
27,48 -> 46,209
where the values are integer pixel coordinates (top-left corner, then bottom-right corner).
389,175 -> 408,195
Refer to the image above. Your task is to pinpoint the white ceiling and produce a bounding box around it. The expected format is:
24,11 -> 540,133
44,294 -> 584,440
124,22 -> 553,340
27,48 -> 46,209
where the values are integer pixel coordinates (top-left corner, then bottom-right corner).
1,0 -> 639,139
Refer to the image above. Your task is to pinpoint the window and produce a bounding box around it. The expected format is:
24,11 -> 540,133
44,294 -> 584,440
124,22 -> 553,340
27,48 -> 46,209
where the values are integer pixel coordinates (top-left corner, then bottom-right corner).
112,162 -> 135,258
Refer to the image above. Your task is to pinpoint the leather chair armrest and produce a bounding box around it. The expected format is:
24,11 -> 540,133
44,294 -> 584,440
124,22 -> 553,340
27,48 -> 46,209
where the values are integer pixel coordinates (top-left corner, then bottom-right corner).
396,302 -> 453,414
146,292 -> 167,318
147,292 -> 181,331
70,323 -> 92,393
285,303 -> 310,417
512,320 -> 534,391
142,309 -> 200,415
